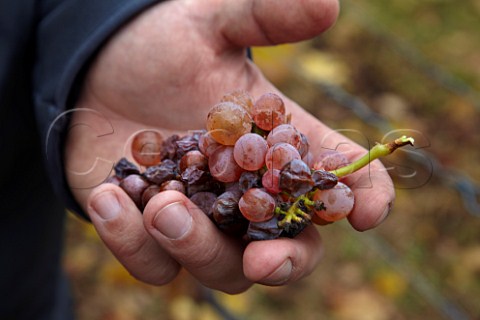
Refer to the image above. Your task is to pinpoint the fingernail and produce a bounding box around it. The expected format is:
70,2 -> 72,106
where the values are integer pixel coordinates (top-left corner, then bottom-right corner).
91,191 -> 121,220
374,201 -> 394,227
261,259 -> 293,286
153,202 -> 192,240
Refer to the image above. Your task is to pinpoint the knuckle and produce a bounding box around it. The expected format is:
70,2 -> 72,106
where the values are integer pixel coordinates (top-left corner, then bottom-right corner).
183,239 -> 223,270
114,233 -> 149,260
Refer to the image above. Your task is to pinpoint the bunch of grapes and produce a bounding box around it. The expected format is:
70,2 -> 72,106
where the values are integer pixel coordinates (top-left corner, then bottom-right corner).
106,90 -> 414,241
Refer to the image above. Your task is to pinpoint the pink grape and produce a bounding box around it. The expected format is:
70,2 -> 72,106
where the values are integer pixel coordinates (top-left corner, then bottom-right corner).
313,150 -> 350,171
302,151 -> 314,168
266,124 -> 302,149
311,214 -> 333,226
261,169 -> 281,194
179,150 -> 208,172
208,146 -> 244,182
233,133 -> 268,171
313,182 -> 354,222
238,188 -> 276,222
198,132 -> 222,157
220,90 -> 254,115
252,93 -> 286,131
265,142 -> 301,170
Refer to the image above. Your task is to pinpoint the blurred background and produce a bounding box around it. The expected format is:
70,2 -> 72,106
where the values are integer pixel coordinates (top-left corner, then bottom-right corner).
64,0 -> 480,319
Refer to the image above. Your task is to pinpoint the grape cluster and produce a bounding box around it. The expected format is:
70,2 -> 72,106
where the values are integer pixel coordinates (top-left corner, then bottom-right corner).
106,91 -> 377,241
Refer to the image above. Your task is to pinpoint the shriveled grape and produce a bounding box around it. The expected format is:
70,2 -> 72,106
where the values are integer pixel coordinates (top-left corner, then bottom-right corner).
181,167 -> 208,186
143,159 -> 178,185
279,159 -> 314,197
175,134 -> 199,159
189,191 -> 217,219
312,170 -> 338,190
238,171 -> 262,193
246,216 -> 282,241
212,191 -> 249,235
114,157 -> 140,178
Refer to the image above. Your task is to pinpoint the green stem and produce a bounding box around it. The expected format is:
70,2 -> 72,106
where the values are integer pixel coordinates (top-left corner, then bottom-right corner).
276,194 -> 313,227
329,136 -> 415,178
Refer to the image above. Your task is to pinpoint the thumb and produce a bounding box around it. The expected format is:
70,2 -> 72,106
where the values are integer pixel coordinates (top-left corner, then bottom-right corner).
219,0 -> 340,46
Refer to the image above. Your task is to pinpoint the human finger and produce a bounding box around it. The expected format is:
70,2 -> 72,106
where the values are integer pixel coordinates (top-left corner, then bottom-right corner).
343,161 -> 395,231
219,0 -> 340,46
143,190 -> 253,294
87,183 -> 180,285
243,226 -> 323,285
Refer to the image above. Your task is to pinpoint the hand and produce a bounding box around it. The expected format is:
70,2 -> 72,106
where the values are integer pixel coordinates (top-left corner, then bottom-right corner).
65,0 -> 393,293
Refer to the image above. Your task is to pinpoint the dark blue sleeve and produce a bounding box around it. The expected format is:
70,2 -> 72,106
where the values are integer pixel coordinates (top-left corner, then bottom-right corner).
34,0 -> 164,219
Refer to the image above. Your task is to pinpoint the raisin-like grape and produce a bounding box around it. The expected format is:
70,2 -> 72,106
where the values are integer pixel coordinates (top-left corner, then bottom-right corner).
312,170 -> 338,190
245,216 -> 282,241
114,157 -> 140,178
279,159 -> 314,197
143,160 -> 178,185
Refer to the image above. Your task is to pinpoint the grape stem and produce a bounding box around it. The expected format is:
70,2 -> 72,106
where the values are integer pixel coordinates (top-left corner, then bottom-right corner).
329,136 -> 415,178
275,193 -> 316,228
275,136 -> 414,228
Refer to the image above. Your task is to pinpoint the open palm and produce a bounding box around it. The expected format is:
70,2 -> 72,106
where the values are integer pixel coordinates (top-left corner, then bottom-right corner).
65,0 -> 394,293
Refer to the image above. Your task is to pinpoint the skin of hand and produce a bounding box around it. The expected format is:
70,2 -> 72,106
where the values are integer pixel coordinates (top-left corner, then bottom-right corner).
65,0 -> 394,293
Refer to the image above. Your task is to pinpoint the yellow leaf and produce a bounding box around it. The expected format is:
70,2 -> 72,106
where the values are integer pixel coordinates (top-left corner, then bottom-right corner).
296,50 -> 350,86
101,259 -> 138,286
373,269 -> 408,299
215,291 -> 250,316
170,296 -> 197,320
197,302 -> 223,320
333,288 -> 395,320
251,44 -> 300,84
